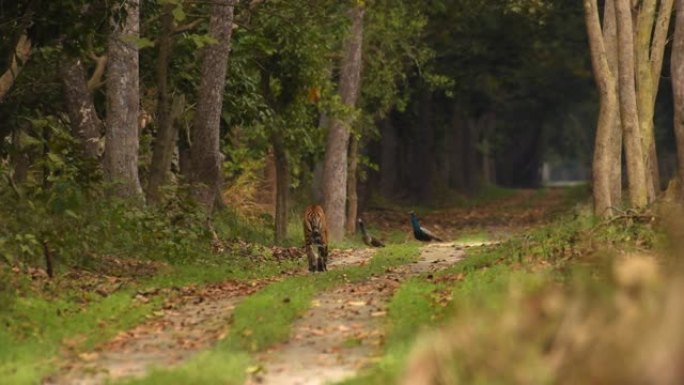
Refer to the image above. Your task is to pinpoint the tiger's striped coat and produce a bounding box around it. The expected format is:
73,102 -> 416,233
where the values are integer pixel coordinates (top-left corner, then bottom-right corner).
303,205 -> 329,272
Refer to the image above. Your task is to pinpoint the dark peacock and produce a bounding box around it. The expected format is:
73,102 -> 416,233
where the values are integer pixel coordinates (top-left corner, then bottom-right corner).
357,218 -> 385,247
409,211 -> 444,242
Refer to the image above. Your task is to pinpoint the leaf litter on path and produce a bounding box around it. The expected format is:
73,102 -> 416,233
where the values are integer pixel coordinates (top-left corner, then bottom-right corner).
247,244 -> 466,385
44,279 -> 275,385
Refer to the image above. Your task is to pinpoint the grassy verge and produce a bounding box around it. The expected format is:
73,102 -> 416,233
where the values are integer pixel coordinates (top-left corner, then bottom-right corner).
122,243 -> 421,385
0,254 -> 302,385
340,209 -> 664,384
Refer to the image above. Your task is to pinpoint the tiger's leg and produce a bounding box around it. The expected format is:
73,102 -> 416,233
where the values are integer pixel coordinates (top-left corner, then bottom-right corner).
306,245 -> 316,272
319,245 -> 328,271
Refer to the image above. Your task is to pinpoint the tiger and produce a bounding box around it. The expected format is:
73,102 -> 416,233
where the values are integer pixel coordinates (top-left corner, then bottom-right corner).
303,205 -> 329,272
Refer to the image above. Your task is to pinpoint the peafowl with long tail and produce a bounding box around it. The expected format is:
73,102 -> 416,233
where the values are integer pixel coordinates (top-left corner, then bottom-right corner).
358,218 -> 385,247
410,211 -> 444,242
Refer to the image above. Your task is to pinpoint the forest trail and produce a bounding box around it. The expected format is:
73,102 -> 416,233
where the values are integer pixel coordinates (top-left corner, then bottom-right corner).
43,243 -> 468,385
43,188 -> 571,385
246,242 -> 469,385
43,280 -> 271,385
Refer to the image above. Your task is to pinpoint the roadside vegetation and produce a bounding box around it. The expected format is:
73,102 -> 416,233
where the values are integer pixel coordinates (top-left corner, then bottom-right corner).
341,200 -> 682,385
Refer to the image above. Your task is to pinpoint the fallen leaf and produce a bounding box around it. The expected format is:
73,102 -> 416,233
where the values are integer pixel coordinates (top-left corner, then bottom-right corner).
246,365 -> 262,374
78,352 -> 99,362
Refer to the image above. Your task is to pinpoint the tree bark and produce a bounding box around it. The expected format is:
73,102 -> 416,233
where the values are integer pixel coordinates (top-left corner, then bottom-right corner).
311,112 -> 329,203
585,0 -> 620,216
635,0 -> 674,199
379,117 -> 398,196
60,58 -> 102,159
190,0 -> 235,214
104,0 -> 143,199
323,5 -> 365,241
447,107 -> 466,190
603,0 -> 623,208
272,132 -> 289,244
10,126 -> 30,184
416,88 -> 435,200
615,0 -> 649,209
345,134 -> 359,235
673,0 -> 684,197
147,4 -> 177,204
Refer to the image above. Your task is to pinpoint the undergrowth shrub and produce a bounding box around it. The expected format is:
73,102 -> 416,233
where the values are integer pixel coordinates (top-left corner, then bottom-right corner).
0,182 -> 272,271
398,208 -> 677,385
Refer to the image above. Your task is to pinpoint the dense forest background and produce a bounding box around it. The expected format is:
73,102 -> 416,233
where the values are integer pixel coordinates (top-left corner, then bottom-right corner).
4,1 -> 684,384
0,0 -> 682,264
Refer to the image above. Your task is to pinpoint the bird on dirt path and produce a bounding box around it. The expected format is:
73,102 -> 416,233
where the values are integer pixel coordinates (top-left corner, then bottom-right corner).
409,211 -> 444,242
358,218 -> 385,247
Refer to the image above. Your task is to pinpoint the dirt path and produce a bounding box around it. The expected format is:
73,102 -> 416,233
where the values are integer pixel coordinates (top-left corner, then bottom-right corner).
45,242 -> 469,385
44,280 -> 271,385
247,242 -> 468,385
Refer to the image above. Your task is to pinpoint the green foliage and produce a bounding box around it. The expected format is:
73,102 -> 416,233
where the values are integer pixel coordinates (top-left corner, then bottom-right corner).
341,210 -> 662,384
362,0 -> 432,116
119,351 -> 250,385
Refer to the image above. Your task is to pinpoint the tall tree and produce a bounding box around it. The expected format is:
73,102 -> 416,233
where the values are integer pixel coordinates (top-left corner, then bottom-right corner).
190,0 -> 235,213
634,0 -> 674,197
60,57 -> 104,159
603,0 -> 623,209
673,0 -> 684,197
584,0 -> 621,216
147,4 -> 178,204
615,0 -> 649,209
323,4 -> 365,241
104,0 -> 143,199
345,133 -> 359,235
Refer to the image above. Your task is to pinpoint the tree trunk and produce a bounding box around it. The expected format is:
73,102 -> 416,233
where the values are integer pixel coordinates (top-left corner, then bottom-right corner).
634,0 -> 674,199
178,116 -> 192,181
311,113 -> 328,203
323,5 -> 365,241
190,0 -> 235,214
10,127 -> 30,184
615,0 -> 649,209
447,107 -> 466,189
272,132 -> 289,244
104,0 -> 143,199
416,88 -> 435,200
585,0 -> 620,216
480,112 -> 496,185
673,0 -> 684,197
464,117 -> 481,193
379,117 -> 398,196
147,4 -> 177,204
604,0 -> 623,208
60,58 -> 102,159
345,134 -> 359,235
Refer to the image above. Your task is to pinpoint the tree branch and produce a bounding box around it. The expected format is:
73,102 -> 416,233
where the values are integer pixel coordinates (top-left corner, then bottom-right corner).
87,53 -> 108,91
0,35 -> 32,102
583,0 -> 612,92
650,0 -> 674,89
174,18 -> 204,34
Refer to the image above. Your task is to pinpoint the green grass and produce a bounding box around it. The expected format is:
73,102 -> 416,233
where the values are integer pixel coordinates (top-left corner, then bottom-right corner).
122,243 -> 421,384
0,251 -> 303,385
0,289 -> 159,385
119,351 -> 251,385
339,209 -> 660,385
227,243 -> 420,352
452,229 -> 491,244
